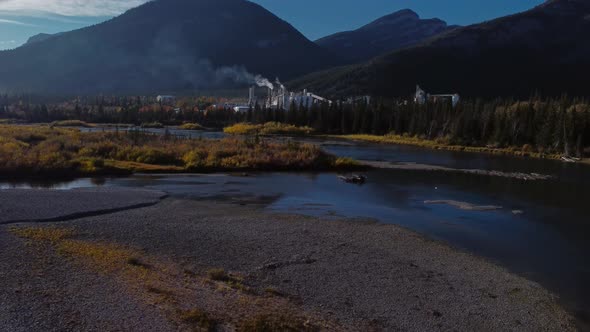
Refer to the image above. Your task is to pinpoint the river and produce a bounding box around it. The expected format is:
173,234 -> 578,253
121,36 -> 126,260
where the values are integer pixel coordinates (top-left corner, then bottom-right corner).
1,130 -> 589,326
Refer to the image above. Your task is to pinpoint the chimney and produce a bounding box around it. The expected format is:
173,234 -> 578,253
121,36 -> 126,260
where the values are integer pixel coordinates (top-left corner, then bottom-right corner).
248,86 -> 255,106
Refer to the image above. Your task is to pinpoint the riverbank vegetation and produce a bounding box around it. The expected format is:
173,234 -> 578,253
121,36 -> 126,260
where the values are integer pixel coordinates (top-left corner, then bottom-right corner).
2,94 -> 589,158
50,120 -> 95,128
236,98 -> 589,158
224,122 -> 313,136
179,122 -> 206,130
340,134 -> 561,159
0,125 -> 360,178
140,121 -> 164,129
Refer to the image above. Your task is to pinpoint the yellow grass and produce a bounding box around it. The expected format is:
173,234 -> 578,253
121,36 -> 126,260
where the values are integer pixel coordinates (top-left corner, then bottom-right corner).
10,226 -> 144,275
0,124 -> 357,177
104,160 -> 185,173
10,226 -> 75,244
50,120 -> 95,128
337,134 -> 564,160
179,122 -> 206,130
224,122 -> 314,136
10,226 -> 337,331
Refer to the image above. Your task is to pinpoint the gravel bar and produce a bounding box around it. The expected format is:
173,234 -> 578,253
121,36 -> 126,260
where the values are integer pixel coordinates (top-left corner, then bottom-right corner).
0,188 -> 166,224
0,189 -> 576,331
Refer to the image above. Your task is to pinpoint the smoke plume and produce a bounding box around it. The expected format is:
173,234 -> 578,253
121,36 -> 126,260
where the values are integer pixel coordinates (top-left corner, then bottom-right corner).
255,76 -> 274,90
275,77 -> 285,90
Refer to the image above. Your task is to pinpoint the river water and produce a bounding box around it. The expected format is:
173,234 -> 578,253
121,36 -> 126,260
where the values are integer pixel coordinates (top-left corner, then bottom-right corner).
1,131 -> 589,326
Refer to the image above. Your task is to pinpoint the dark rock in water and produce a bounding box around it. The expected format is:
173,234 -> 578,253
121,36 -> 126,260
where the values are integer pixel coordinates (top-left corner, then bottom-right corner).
338,174 -> 367,184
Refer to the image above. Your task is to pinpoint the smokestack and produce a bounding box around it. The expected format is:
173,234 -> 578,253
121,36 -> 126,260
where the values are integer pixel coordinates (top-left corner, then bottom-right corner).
275,77 -> 286,92
248,86 -> 255,106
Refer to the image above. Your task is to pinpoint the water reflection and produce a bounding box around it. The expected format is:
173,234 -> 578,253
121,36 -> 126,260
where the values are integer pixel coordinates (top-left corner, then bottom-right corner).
0,178 -> 107,190
79,126 -> 227,140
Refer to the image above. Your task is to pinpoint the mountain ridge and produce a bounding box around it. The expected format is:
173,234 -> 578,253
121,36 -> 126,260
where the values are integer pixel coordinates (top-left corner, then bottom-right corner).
315,9 -> 457,64
0,0 -> 338,95
294,0 -> 590,98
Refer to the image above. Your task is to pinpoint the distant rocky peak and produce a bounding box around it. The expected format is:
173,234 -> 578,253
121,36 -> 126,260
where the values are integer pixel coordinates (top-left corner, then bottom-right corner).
363,9 -> 448,30
385,9 -> 420,20
537,0 -> 590,14
25,33 -> 54,45
316,8 -> 453,63
368,9 -> 420,26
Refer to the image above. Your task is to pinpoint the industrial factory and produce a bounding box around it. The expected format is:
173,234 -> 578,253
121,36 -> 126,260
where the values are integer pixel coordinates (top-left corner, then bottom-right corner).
414,85 -> 461,107
232,81 -> 460,113
264,83 -> 332,111
233,77 -> 331,112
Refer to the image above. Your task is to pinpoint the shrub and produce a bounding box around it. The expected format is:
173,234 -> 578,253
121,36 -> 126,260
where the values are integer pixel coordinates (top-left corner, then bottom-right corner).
183,149 -> 208,169
140,122 -> 164,129
180,309 -> 216,331
0,125 -> 350,177
239,313 -> 315,332
224,122 -> 314,136
179,123 -> 205,130
50,120 -> 94,128
224,123 -> 260,135
207,268 -> 229,281
522,144 -> 534,153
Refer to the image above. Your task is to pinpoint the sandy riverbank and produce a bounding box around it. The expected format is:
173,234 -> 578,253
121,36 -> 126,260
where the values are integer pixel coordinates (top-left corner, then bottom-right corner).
0,189 -> 575,331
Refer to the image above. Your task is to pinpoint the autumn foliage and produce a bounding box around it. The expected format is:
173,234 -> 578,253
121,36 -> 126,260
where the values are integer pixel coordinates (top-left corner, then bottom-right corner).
0,125 -> 356,177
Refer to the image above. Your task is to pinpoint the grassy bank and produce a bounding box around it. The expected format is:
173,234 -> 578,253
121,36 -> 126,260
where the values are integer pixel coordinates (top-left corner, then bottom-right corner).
140,122 -> 164,129
0,125 -> 361,178
50,120 -> 95,128
224,122 -> 314,136
335,134 -> 566,160
178,122 -> 206,130
224,122 -> 571,161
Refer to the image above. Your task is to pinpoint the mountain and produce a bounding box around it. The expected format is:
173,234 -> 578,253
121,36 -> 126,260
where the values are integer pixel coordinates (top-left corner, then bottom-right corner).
0,0 -> 337,95
25,33 -> 54,45
25,33 -> 64,45
294,0 -> 590,98
316,9 -> 456,64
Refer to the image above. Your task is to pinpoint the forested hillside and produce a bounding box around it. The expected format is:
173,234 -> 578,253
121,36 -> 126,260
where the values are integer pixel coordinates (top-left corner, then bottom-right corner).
294,0 -> 590,99
0,0 -> 337,94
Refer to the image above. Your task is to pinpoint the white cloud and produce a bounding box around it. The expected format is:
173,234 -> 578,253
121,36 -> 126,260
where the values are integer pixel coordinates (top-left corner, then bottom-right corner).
0,0 -> 150,17
0,17 -> 37,26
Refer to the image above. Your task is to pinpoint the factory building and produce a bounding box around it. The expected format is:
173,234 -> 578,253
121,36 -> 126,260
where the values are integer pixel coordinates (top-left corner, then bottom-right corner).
265,84 -> 331,111
233,106 -> 251,113
414,85 -> 460,107
156,95 -> 176,105
232,77 -> 331,113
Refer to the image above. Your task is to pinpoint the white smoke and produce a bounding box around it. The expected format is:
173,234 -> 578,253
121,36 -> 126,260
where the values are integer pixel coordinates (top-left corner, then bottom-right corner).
216,69 -> 276,90
275,77 -> 285,90
255,75 -> 274,90
146,26 -> 277,91
213,65 -> 258,85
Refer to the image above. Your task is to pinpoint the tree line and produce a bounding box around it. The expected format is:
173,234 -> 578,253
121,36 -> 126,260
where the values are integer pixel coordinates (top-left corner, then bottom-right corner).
242,97 -> 590,157
1,95 -> 589,157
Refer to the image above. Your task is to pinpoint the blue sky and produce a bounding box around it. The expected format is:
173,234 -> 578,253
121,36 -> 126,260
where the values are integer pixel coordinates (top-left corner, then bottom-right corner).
0,0 -> 545,50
